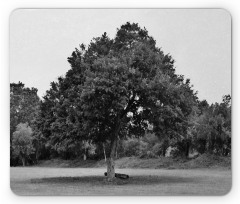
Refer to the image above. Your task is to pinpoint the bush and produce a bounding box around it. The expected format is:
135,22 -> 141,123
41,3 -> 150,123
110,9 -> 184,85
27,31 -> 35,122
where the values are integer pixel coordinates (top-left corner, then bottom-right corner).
121,134 -> 166,158
152,143 -> 162,156
122,138 -> 140,157
12,123 -> 35,166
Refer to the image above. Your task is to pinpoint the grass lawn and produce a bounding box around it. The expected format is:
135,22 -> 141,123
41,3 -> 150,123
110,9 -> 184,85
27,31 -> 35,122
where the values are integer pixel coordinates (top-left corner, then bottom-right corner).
10,167 -> 231,196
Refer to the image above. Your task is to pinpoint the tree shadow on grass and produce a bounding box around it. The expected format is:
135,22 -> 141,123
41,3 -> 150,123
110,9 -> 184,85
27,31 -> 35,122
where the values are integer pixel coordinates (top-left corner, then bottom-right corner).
30,175 -> 197,186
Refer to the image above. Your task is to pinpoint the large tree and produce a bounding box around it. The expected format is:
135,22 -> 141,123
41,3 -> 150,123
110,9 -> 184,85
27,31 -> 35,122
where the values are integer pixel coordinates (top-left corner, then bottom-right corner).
10,82 -> 40,165
40,22 -> 197,181
190,95 -> 231,155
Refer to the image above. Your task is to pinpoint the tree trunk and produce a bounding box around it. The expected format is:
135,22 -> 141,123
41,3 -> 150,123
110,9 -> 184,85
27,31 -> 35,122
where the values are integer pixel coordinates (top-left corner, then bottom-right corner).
116,148 -> 118,159
106,116 -> 122,181
185,140 -> 190,158
107,157 -> 115,181
162,146 -> 167,157
103,143 -> 107,162
21,157 -> 26,167
35,142 -> 39,164
106,134 -> 118,181
207,138 -> 215,154
83,147 -> 87,160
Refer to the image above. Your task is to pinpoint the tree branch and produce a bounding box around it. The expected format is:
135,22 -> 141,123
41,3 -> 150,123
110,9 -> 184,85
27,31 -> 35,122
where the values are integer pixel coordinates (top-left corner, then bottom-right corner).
120,92 -> 136,119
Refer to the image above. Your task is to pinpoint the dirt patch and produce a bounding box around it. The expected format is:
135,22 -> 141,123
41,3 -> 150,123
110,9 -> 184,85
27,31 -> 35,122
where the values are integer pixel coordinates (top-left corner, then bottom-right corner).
30,175 -> 195,186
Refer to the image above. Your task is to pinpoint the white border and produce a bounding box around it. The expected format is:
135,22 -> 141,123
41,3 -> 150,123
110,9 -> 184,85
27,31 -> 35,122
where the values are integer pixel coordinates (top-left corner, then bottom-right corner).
1,0 -> 239,203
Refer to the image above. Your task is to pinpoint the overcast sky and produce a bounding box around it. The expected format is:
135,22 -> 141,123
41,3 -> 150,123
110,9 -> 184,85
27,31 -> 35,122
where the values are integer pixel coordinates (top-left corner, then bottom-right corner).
10,9 -> 231,104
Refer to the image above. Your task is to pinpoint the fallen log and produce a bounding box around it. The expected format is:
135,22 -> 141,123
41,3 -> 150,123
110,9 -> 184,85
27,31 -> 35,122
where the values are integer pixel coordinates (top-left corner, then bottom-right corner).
104,172 -> 129,179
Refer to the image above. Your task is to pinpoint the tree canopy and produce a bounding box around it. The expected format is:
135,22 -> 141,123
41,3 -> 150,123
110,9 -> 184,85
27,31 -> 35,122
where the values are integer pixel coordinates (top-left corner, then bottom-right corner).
10,82 -> 40,136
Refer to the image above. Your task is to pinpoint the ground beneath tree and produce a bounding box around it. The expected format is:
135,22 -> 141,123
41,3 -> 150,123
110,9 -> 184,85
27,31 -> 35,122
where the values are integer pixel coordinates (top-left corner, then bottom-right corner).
10,167 -> 231,196
36,154 -> 231,169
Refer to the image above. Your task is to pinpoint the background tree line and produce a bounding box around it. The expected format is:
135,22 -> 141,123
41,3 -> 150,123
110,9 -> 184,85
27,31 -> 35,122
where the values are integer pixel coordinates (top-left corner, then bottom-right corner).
10,23 -> 231,172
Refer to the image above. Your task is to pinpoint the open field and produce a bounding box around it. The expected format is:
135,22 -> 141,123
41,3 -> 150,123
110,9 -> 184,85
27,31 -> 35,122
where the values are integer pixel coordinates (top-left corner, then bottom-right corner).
10,167 -> 231,196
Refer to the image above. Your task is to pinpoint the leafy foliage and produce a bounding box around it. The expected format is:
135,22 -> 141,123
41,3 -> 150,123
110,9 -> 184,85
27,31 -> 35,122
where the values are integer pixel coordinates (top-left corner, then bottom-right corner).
10,82 -> 40,165
10,82 -> 40,136
188,95 -> 231,156
38,23 -> 197,160
12,123 -> 35,166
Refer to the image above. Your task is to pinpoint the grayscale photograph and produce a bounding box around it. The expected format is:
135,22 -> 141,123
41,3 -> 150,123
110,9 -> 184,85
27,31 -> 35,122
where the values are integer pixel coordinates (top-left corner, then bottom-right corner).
10,9 -> 231,196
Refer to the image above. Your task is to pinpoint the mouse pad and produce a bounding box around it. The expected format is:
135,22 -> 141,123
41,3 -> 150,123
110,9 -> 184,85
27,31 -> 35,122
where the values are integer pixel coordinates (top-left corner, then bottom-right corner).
10,8 -> 231,196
